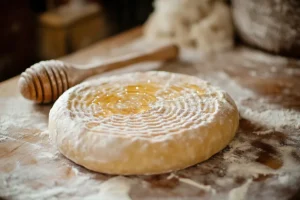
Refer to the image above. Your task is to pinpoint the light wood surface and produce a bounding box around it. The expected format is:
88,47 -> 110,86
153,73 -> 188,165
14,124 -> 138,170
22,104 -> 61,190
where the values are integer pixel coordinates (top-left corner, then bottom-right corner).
1,27 -> 300,200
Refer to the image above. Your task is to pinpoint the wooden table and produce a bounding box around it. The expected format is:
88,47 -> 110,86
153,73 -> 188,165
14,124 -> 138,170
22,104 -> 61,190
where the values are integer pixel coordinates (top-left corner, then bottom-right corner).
1,27 -> 300,200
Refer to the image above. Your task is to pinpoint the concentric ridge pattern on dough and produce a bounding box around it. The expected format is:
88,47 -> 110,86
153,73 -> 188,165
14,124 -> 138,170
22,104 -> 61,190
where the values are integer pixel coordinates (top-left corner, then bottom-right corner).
49,71 -> 239,175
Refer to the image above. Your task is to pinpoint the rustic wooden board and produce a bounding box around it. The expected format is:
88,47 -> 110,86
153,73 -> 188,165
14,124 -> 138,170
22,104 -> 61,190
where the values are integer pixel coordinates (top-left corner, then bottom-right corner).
1,27 -> 300,200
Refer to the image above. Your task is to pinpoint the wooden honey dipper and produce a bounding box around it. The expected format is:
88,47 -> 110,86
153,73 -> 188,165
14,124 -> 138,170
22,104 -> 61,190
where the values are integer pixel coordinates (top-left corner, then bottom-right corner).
18,44 -> 179,104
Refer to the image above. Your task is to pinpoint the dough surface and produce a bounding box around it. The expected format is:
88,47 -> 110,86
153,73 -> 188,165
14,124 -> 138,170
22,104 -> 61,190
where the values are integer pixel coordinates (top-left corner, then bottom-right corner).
49,71 -> 239,175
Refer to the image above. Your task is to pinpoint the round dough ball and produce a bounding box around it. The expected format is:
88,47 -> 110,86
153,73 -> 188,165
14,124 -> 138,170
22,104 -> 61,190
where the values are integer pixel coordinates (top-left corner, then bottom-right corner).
49,71 -> 239,175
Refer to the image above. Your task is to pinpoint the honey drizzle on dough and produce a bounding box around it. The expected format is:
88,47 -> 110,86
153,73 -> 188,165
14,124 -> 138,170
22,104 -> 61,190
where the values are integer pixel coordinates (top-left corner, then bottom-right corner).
83,82 -> 207,117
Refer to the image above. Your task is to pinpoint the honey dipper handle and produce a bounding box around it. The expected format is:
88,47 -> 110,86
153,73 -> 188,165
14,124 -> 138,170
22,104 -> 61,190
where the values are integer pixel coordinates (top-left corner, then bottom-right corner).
84,43 -> 179,75
18,44 -> 179,104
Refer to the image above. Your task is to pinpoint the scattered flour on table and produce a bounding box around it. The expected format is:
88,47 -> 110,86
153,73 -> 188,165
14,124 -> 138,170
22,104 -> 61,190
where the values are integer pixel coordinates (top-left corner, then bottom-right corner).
195,71 -> 255,103
240,106 -> 300,130
0,98 -> 50,133
84,176 -> 135,200
195,68 -> 300,197
228,179 -> 252,200
0,166 -> 134,200
0,98 -> 134,200
200,70 -> 300,131
0,166 -> 84,199
167,173 -> 216,194
1,40 -> 300,200
223,122 -> 300,179
179,178 -> 217,195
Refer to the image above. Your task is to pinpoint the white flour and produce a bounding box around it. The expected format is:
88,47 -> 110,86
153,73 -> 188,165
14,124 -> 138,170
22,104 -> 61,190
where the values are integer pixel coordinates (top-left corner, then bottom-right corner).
240,106 -> 300,131
228,179 -> 252,200
178,178 -> 217,195
1,38 -> 300,200
199,71 -> 255,103
84,176 -> 134,200
167,173 -> 216,194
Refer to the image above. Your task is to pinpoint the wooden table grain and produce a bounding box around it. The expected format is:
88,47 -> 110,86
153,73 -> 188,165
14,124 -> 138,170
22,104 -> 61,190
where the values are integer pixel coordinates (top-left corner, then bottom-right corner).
1,27 -> 300,200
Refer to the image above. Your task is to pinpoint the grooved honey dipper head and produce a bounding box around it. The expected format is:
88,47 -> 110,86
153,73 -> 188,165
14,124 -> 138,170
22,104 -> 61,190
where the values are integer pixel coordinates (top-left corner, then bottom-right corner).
18,60 -> 70,104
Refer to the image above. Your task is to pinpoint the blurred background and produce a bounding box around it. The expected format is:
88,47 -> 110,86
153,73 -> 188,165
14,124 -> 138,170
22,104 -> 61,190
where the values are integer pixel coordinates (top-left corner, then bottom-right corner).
1,0 -> 299,82
0,0 -> 153,81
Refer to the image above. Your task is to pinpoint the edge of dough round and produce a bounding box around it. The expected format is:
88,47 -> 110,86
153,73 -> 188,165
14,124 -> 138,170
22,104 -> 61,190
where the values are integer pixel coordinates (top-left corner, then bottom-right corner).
49,71 -> 239,175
